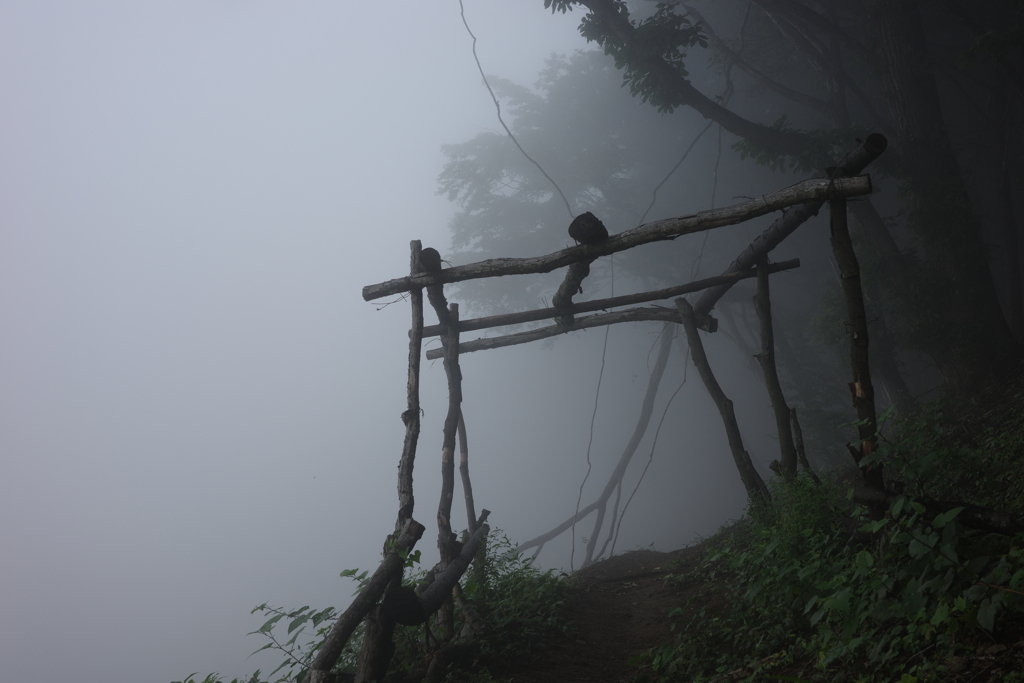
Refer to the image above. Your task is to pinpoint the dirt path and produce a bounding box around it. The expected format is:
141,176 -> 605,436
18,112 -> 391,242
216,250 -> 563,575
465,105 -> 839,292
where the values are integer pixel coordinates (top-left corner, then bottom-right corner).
505,547 -> 703,683
498,544 -> 1024,683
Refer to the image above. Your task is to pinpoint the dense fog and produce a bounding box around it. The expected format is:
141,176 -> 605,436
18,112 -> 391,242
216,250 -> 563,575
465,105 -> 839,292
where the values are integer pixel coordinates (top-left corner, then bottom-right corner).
3,1 -> 1020,682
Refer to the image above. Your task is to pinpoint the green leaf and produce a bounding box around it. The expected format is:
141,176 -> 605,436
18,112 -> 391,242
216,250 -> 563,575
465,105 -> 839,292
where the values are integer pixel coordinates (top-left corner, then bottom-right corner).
967,555 -> 990,574
254,614 -> 284,634
976,596 -> 997,631
285,628 -> 304,647
933,507 -> 965,528
856,550 -> 874,569
287,613 -> 310,634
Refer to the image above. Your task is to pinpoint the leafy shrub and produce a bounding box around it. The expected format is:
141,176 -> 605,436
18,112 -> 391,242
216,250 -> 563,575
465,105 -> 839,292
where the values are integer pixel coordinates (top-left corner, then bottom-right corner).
636,394 -> 1024,683
173,531 -> 571,683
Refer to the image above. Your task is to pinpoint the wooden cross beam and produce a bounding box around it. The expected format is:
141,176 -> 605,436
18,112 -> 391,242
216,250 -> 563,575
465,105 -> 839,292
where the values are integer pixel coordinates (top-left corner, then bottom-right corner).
361,175 -> 870,301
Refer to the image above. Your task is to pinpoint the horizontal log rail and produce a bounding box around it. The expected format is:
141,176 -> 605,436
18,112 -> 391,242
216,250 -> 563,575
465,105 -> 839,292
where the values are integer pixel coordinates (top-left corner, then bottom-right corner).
362,176 -> 870,301
420,259 -> 799,338
425,306 -> 683,359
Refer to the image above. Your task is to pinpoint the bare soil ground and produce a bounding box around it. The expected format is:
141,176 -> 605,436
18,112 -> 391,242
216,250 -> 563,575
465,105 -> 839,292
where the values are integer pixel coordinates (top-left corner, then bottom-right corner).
503,546 -> 703,683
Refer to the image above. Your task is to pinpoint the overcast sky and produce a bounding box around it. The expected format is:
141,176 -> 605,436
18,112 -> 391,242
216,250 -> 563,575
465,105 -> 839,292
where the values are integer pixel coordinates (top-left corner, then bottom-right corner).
0,3 -> 782,681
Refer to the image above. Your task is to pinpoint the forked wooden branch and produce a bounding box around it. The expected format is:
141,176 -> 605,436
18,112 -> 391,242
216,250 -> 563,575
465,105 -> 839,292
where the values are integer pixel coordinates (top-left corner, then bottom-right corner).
362,176 -> 870,301
419,517 -> 491,615
306,518 -> 426,682
676,297 -> 771,504
693,134 -> 887,316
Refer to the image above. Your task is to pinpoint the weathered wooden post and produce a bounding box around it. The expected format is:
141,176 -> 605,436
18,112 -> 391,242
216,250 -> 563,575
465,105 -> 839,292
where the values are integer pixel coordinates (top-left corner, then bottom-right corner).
828,197 -> 885,493
752,259 -> 798,480
676,297 -> 771,505
351,241 -> 428,683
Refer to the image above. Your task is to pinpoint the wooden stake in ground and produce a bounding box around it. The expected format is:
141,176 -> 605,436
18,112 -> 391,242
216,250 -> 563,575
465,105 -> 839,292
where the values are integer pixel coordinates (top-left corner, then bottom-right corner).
398,241 -> 425,524
357,241 -> 428,683
789,408 -> 821,484
438,303 -> 463,565
752,260 -> 798,480
457,412 -> 477,534
427,300 -> 463,641
676,297 -> 771,504
829,197 -> 884,491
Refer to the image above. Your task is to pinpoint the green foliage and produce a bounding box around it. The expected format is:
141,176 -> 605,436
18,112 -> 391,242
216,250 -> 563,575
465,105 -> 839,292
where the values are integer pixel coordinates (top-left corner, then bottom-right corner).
872,387 -> 1024,513
731,118 -> 873,175
171,675 -> 263,683
548,1 -> 705,113
634,391 -> 1024,682
464,533 -> 573,668
173,532 -> 571,683
579,3 -> 707,114
435,47 -> 753,316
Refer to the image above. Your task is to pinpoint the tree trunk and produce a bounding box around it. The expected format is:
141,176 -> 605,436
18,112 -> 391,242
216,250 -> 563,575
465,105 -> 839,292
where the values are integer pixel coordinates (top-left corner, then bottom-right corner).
1000,97 -> 1024,339
868,0 -> 1021,390
354,602 -> 396,683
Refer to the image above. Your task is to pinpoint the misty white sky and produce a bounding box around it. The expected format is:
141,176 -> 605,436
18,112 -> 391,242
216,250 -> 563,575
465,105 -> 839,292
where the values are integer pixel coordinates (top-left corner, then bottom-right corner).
0,3 -> 786,681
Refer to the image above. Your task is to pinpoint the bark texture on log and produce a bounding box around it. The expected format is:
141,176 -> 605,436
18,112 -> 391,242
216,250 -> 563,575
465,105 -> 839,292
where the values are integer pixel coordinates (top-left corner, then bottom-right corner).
676,297 -> 771,504
363,177 -> 870,301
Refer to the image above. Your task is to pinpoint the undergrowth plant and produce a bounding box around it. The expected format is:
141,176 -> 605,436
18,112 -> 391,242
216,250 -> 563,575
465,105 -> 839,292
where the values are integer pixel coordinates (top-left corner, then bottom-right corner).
636,393 -> 1024,683
172,531 -> 571,683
